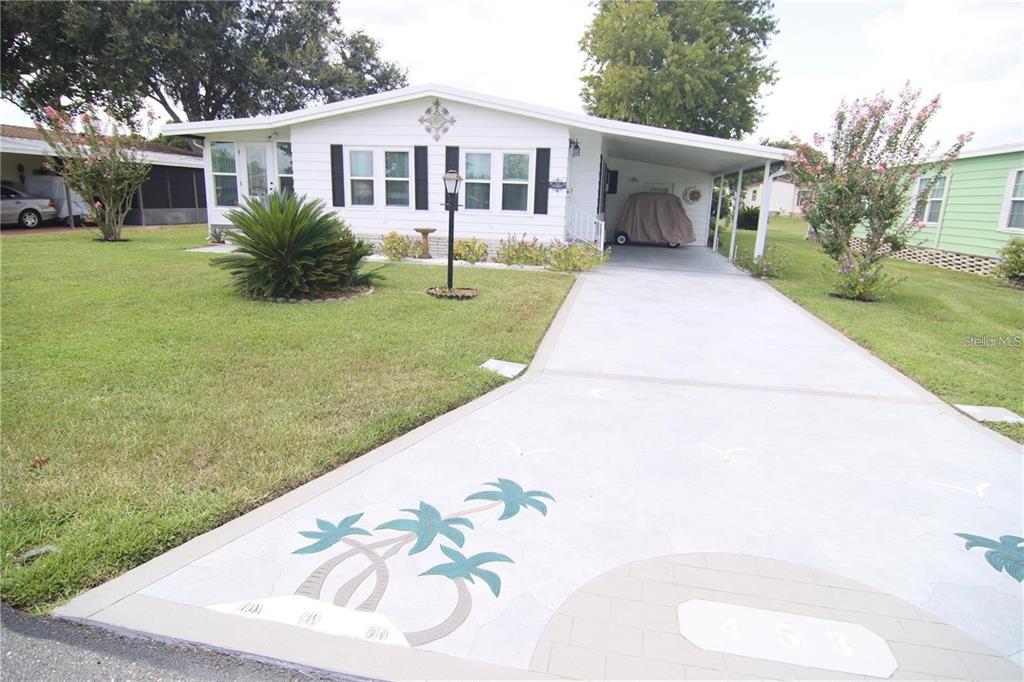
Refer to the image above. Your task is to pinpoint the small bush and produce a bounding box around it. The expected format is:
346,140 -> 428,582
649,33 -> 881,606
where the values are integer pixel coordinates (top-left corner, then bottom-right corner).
994,237 -> 1024,285
211,192 -> 380,299
496,233 -> 548,266
453,238 -> 489,263
736,245 -> 789,279
379,230 -> 418,260
829,256 -> 899,301
547,241 -> 609,272
737,206 -> 760,230
208,226 -> 225,244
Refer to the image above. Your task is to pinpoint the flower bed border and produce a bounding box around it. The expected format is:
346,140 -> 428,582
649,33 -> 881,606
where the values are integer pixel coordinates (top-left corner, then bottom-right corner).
247,287 -> 374,304
426,287 -> 479,300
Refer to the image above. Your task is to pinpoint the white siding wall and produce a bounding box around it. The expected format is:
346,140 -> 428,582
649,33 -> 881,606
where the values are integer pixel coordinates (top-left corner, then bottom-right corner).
604,157 -> 714,245
286,98 -> 569,242
567,128 -> 604,218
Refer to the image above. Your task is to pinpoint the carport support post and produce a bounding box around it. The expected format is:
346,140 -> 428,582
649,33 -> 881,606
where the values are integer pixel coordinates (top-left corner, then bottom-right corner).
728,168 -> 743,261
754,161 -> 773,259
63,179 -> 74,228
712,175 -> 725,252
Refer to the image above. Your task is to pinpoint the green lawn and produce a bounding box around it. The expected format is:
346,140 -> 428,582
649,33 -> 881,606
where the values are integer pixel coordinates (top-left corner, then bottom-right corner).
0,225 -> 573,611
717,217 -> 1024,442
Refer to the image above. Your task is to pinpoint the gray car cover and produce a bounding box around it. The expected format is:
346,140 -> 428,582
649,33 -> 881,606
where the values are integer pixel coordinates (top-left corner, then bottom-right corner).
616,192 -> 696,245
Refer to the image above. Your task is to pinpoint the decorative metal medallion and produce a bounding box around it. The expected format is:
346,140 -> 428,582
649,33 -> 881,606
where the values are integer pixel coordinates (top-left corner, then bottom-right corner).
683,186 -> 702,204
418,98 -> 456,141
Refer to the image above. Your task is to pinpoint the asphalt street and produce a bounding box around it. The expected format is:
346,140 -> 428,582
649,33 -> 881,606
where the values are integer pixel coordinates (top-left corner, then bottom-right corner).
1,604 -> 367,681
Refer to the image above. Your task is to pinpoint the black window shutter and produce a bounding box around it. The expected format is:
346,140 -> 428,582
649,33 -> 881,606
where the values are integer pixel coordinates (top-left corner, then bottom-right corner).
330,145 -> 345,206
445,146 -> 459,210
414,146 -> 428,210
445,146 -> 459,172
607,170 -> 618,195
533,147 -> 550,214
597,155 -> 605,213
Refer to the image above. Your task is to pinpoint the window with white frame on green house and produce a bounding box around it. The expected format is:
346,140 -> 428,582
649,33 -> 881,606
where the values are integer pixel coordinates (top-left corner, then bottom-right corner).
914,175 -> 946,224
1001,168 -> 1024,232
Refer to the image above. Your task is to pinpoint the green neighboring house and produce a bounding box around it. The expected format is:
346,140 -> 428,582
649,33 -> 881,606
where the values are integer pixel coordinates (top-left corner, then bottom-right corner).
911,143 -> 1024,259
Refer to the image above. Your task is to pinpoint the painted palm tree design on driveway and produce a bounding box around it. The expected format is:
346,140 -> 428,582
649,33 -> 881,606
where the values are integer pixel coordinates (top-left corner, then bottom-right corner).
465,478 -> 555,520
293,513 -> 371,554
285,478 -> 554,647
955,533 -> 1024,582
375,502 -> 474,554
406,546 -> 514,646
421,546 -> 513,596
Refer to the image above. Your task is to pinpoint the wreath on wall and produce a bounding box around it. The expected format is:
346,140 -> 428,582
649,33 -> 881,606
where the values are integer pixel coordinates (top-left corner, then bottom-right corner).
683,186 -> 702,204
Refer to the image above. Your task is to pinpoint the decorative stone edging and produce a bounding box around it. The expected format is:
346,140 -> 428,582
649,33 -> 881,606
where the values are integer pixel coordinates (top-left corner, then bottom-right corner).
247,287 -> 374,304
426,287 -> 478,300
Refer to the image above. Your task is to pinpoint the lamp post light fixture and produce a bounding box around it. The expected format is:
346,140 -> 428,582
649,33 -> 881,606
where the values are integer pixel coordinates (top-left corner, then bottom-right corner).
442,170 -> 463,290
569,138 -> 581,157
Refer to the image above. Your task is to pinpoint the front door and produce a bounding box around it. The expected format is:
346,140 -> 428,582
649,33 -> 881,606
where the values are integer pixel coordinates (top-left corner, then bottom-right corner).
244,143 -> 269,199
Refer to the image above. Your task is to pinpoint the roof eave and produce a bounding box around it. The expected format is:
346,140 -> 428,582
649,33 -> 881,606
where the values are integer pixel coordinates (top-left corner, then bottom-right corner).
162,84 -> 792,161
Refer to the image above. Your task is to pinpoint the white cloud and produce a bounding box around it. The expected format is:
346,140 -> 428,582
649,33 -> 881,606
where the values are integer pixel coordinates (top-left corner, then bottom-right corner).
756,0 -> 1024,149
341,0 -> 596,113
3,0 -> 1019,153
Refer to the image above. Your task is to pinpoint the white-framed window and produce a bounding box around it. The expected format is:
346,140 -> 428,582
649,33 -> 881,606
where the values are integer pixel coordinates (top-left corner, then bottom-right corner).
999,168 -> 1024,233
210,141 -> 239,206
913,175 -> 947,224
464,152 -> 491,210
276,143 -> 294,195
349,149 -> 374,206
384,150 -> 410,207
501,152 -> 530,211
462,150 -> 532,212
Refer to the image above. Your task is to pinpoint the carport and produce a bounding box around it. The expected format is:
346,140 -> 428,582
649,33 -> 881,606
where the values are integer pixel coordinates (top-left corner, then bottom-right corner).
566,120 -> 790,260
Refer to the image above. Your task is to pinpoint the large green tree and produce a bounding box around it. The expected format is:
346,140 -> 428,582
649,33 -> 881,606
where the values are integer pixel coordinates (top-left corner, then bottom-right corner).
1,0 -> 407,124
580,0 -> 778,139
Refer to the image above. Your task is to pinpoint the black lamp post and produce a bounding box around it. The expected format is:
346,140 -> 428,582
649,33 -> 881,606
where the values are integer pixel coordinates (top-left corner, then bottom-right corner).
442,169 -> 463,290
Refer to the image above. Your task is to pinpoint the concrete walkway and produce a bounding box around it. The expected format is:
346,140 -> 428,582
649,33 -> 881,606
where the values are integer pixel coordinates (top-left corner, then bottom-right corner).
57,246 -> 1023,680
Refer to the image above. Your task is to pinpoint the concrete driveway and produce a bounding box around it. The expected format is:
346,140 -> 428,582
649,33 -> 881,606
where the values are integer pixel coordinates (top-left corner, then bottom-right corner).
58,246 -> 1023,680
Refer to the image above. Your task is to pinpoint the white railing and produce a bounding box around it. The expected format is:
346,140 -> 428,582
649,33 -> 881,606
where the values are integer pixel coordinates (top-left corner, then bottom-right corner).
565,202 -> 605,249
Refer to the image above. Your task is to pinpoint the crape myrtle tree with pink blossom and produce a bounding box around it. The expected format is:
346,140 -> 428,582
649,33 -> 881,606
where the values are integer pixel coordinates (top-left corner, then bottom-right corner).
36,108 -> 151,242
788,85 -> 971,300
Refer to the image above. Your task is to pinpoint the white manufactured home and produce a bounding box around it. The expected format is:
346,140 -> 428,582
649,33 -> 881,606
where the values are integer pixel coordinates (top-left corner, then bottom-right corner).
164,84 -> 788,257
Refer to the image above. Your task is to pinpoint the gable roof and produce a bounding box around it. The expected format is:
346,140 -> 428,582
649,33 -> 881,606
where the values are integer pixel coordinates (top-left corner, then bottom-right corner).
162,83 -> 790,165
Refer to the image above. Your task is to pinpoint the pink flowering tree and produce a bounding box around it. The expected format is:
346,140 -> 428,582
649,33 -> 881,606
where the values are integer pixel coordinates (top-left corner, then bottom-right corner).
36,108 -> 150,241
788,85 -> 971,300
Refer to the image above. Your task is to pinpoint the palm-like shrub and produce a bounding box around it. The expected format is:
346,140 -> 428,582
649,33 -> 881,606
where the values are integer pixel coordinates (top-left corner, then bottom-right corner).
212,192 -> 379,299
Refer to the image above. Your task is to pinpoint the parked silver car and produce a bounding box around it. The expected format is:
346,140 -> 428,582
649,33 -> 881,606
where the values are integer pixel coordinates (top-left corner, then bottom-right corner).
1,185 -> 58,227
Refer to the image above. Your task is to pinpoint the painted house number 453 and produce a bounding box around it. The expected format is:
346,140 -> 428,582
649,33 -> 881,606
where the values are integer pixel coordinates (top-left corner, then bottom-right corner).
719,616 -> 855,655
679,600 -> 898,677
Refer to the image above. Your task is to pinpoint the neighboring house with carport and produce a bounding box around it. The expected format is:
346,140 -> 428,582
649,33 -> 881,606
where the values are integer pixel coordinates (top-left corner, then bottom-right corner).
162,84 -> 789,259
0,124 -> 208,226
859,142 -> 1024,276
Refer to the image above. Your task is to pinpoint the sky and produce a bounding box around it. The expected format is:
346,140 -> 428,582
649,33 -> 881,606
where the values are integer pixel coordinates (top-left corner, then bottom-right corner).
2,0 -> 1021,149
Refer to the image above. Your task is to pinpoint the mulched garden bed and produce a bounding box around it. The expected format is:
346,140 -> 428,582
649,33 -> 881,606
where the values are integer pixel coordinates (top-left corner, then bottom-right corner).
249,286 -> 374,304
426,287 -> 479,300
